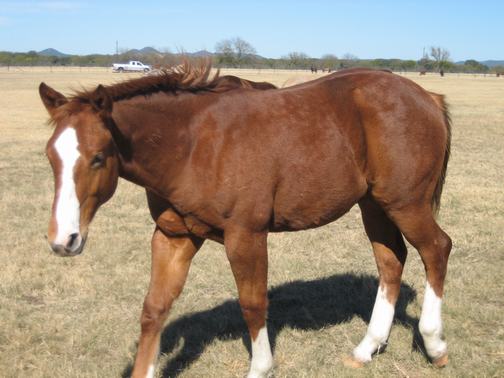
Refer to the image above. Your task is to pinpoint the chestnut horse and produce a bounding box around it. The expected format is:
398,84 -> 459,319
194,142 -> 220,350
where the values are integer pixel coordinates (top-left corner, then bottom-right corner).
40,63 -> 452,378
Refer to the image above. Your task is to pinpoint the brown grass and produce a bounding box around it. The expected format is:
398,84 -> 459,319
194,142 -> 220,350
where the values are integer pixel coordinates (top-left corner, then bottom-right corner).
0,67 -> 503,377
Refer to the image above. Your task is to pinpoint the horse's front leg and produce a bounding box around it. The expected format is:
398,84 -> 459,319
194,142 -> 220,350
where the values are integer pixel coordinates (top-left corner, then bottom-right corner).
225,226 -> 273,378
131,228 -> 203,378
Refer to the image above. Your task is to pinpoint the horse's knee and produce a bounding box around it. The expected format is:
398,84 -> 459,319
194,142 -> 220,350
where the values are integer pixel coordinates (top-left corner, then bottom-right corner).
140,297 -> 171,333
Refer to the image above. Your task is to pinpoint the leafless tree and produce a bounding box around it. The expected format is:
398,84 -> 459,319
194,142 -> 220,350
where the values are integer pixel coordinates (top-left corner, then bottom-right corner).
341,53 -> 358,68
342,53 -> 358,61
234,37 -> 256,61
215,37 -> 256,67
215,39 -> 233,56
284,52 -> 310,68
430,46 -> 450,71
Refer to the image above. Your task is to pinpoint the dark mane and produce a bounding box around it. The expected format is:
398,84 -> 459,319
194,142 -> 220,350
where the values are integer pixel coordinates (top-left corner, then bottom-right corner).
72,61 -> 221,103
45,62 -> 277,127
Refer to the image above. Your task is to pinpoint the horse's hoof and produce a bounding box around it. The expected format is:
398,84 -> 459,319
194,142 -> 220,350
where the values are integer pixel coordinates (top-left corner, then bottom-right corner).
432,353 -> 448,368
342,355 -> 364,368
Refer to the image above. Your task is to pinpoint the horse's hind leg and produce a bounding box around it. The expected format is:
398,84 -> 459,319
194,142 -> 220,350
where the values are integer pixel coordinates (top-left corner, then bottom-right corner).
350,197 -> 408,365
131,228 -> 203,378
387,205 -> 452,367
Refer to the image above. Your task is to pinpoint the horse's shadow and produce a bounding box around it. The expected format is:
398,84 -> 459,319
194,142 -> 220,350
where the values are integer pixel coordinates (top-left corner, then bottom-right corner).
122,273 -> 421,377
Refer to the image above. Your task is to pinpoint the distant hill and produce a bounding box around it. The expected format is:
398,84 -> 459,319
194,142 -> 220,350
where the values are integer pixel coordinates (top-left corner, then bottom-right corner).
123,48 -> 215,58
38,48 -> 69,57
456,59 -> 504,67
125,46 -> 162,56
188,50 -> 214,57
139,46 -> 160,54
34,46 -> 217,59
480,60 -> 504,67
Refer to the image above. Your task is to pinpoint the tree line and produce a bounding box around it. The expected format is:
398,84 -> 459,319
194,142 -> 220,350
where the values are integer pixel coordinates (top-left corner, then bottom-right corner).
0,40 -> 501,74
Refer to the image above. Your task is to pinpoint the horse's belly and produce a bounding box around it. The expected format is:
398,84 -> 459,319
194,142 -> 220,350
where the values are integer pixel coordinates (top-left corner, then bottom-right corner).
272,200 -> 356,231
271,176 -> 367,231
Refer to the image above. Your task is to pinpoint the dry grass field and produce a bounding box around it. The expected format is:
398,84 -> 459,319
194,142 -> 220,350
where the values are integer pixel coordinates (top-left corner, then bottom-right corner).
0,66 -> 503,377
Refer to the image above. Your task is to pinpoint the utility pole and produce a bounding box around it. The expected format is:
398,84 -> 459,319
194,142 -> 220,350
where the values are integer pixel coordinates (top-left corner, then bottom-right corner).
116,40 -> 118,57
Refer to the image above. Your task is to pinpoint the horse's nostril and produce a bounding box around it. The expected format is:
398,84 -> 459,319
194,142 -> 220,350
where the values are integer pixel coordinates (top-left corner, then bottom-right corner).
67,233 -> 79,249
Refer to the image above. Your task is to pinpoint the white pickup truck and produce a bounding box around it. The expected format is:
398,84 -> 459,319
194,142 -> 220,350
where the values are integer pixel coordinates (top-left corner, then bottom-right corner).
112,61 -> 151,73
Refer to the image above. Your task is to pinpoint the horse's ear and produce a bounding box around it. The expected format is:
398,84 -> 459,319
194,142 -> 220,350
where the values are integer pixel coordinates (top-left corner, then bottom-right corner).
39,82 -> 68,114
90,85 -> 113,114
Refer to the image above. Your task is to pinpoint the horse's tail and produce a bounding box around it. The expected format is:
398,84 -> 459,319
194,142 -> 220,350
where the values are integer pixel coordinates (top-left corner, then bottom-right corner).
428,92 -> 452,216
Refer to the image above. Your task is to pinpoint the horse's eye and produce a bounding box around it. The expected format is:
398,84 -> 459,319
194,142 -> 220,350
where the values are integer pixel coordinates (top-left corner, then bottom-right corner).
90,152 -> 105,169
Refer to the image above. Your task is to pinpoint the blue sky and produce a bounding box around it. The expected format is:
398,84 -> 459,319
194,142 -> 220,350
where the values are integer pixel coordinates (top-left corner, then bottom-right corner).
1,0 -> 502,61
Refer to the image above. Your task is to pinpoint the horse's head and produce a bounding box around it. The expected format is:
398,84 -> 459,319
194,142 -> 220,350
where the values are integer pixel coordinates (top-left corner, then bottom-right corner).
40,83 -> 119,256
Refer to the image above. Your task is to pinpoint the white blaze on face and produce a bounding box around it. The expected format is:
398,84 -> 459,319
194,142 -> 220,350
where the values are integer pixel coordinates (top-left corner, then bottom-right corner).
53,127 -> 81,246
353,286 -> 395,363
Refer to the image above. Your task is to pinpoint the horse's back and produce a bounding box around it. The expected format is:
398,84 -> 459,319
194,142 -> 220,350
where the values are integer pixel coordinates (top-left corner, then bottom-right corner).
184,70 -> 448,231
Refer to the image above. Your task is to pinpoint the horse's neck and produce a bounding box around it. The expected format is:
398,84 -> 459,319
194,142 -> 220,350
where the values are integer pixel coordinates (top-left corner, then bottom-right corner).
112,97 -> 191,196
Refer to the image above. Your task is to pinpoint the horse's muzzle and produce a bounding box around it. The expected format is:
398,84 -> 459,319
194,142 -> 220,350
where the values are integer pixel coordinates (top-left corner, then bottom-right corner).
49,233 -> 86,257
